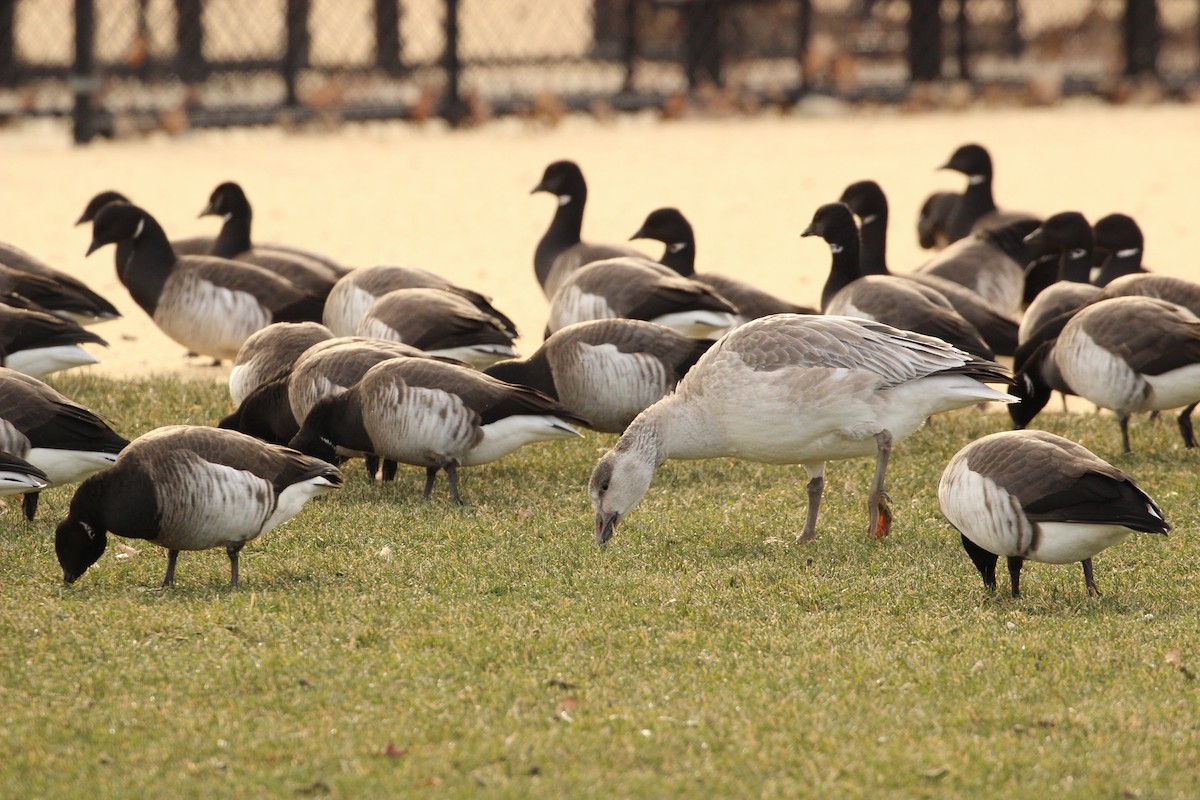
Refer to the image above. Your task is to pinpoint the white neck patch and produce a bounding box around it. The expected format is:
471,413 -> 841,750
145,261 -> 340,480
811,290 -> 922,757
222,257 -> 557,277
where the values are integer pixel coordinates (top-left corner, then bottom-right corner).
860,214 -> 877,225
829,243 -> 844,254
133,217 -> 145,239
222,212 -> 234,224
668,242 -> 687,254
967,174 -> 986,185
1116,247 -> 1140,258
1068,248 -> 1088,260
557,195 -> 572,207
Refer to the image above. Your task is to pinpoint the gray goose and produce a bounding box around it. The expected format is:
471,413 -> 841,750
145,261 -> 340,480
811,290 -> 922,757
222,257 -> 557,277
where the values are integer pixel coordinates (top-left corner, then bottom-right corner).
485,318 -> 712,433
531,160 -> 645,298
356,288 -> 517,368
55,425 -> 342,588
290,356 -> 589,504
939,430 -> 1169,597
589,314 -> 1013,548
915,217 -> 1040,317
229,321 -> 334,405
0,300 -> 108,378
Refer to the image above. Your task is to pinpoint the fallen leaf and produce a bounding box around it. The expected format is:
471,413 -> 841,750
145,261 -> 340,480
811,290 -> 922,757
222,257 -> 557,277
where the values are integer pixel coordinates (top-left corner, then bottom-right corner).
384,742 -> 407,759
1165,648 -> 1182,668
378,546 -> 393,561
555,696 -> 577,722
114,543 -> 138,559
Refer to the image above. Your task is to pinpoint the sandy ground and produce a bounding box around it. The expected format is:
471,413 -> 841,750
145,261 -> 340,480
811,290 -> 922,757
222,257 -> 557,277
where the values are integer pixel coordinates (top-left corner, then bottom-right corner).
1,101 -> 1198,382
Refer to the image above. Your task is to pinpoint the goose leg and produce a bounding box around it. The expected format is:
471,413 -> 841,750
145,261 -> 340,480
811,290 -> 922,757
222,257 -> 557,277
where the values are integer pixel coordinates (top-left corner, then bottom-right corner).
795,466 -> 825,543
22,491 -> 38,521
1177,402 -> 1198,448
421,467 -> 438,500
1119,414 -> 1132,453
227,543 -> 244,589
163,549 -> 181,588
381,459 -> 398,482
1081,559 -> 1099,595
446,464 -> 463,506
364,455 -> 381,480
866,431 -> 893,540
1006,555 -> 1023,598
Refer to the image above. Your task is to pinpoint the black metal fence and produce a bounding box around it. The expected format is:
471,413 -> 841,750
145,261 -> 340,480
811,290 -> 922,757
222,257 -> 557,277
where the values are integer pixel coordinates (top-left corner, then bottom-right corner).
0,1 -> 1196,144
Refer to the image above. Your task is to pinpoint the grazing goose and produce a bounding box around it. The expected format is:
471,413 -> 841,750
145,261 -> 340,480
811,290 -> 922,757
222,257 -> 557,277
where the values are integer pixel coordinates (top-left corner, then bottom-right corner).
1017,212 -> 1103,345
547,256 -> 738,339
0,301 -> 107,377
0,452 -> 49,496
485,319 -> 711,433
939,430 -> 1169,597
531,160 -> 646,298
85,202 -> 325,362
229,321 -> 333,405
839,181 -> 1019,356
1092,213 -> 1149,287
938,143 -> 1037,243
916,217 -> 1040,316
290,357 -> 589,504
629,207 -> 816,321
322,264 -> 516,339
589,314 -> 1014,547
356,288 -> 517,368
0,241 -> 120,325
55,425 -> 343,588
916,191 -> 960,250
1011,296 -> 1200,452
0,367 -> 128,519
802,203 -> 994,360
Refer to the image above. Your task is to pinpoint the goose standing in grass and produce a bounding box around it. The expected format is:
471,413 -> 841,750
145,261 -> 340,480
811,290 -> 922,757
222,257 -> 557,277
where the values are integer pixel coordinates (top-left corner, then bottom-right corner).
229,321 -> 333,405
1017,212 -> 1102,345
589,314 -> 1013,547
85,202 -> 325,363
485,318 -> 711,433
0,301 -> 108,377
0,452 -> 48,496
356,288 -> 517,368
55,425 -> 343,589
937,143 -> 1037,243
939,430 -> 1169,597
1092,213 -> 1149,286
629,207 -> 816,321
0,367 -> 128,519
915,217 -> 1040,316
290,357 -> 589,504
531,160 -> 645,298
0,240 -> 120,325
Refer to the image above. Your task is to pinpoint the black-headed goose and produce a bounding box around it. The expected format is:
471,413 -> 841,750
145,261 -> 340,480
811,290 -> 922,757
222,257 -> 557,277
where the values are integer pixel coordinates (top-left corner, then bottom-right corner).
531,160 -> 645,298
0,451 -> 48,496
938,143 -> 1037,243
915,217 -> 1040,316
85,202 -> 325,362
939,430 -> 1169,597
0,367 -> 128,519
229,321 -> 333,405
322,264 -> 516,339
356,288 -> 517,368
801,203 -> 994,360
630,207 -> 816,321
547,256 -> 738,339
916,190 -> 959,250
0,301 -> 108,377
485,318 -> 711,433
0,240 -> 120,326
1017,212 -> 1102,345
290,357 -> 589,504
55,425 -> 342,588
589,314 -> 1013,547
1092,213 -> 1149,287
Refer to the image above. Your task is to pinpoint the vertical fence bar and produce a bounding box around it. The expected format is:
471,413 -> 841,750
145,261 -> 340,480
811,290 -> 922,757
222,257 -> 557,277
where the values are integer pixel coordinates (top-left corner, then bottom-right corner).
175,0 -> 204,83
0,1 -> 15,87
441,0 -> 465,125
1005,0 -> 1023,57
375,0 -> 403,75
796,0 -> 812,94
907,0 -> 943,81
621,0 -> 637,92
71,0 -> 96,144
1123,0 -> 1161,77
285,0 -> 310,108
955,0 -> 970,80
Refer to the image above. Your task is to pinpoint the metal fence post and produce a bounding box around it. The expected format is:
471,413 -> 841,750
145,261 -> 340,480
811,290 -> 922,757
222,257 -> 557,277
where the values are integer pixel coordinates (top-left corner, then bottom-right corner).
621,0 -> 637,93
796,0 -> 812,95
0,1 -> 15,87
285,0 -> 311,108
175,0 -> 204,83
907,0 -> 943,82
71,0 -> 97,144
375,0 -> 403,75
1123,0 -> 1161,77
955,0 -> 970,80
441,0 -> 465,125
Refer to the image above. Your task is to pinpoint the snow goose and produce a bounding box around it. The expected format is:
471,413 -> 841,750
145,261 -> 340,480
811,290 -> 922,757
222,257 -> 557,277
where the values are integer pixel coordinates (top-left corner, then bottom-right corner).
939,430 -> 1169,597
0,367 -> 128,519
55,425 -> 342,588
531,160 -> 645,298
0,452 -> 48,496
802,203 -> 994,360
547,256 -> 738,339
915,217 -> 1040,316
589,314 -> 1014,547
0,241 -> 120,325
485,318 -> 711,433
356,288 -> 517,368
629,207 -> 816,321
85,202 -> 325,363
229,321 -> 333,405
937,143 -> 1038,243
0,301 -> 108,377
1017,212 -> 1103,345
1092,213 -> 1149,286
290,357 -> 589,504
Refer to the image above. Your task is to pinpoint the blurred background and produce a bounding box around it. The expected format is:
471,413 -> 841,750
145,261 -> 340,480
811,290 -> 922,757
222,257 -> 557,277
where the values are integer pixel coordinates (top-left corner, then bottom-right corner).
1,0 -> 1196,143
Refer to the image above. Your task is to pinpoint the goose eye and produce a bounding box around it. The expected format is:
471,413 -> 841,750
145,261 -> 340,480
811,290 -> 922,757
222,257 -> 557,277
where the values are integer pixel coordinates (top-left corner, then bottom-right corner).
600,481 -> 609,493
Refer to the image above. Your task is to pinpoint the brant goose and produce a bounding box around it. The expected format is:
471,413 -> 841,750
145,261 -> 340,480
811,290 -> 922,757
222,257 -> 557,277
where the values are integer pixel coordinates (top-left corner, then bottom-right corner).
0,451 -> 48,496
356,288 -> 517,368
1092,213 -> 1149,287
0,241 -> 120,326
916,217 -> 1040,316
229,321 -> 333,405
0,301 -> 107,378
938,143 -> 1037,243
1017,212 -> 1102,345
916,191 -> 960,250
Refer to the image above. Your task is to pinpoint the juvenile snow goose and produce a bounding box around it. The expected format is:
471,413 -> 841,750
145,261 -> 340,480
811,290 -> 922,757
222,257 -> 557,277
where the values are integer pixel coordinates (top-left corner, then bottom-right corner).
229,321 -> 333,405
629,207 -> 816,321
0,367 -> 128,519
0,301 -> 108,377
290,357 -> 589,504
589,314 -> 1014,547
0,451 -> 48,496
916,217 -> 1040,316
1092,213 -> 1149,287
0,241 -> 120,325
802,203 -> 994,360
938,143 -> 1037,243
1017,212 -> 1102,345
85,202 -> 325,362
531,160 -> 645,298
55,425 -> 343,588
485,318 -> 711,433
939,430 -> 1169,597
356,288 -> 517,368
547,256 -> 738,339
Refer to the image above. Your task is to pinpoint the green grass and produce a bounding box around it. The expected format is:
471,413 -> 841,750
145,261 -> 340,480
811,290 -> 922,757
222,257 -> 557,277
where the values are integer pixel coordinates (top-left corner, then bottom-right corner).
3,374 -> 1199,798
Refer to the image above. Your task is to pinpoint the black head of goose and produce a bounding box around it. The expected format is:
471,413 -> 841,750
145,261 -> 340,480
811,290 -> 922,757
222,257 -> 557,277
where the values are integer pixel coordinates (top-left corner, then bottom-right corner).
0,300 -> 108,378
229,321 -> 334,406
531,160 -> 645,299
1017,212 -> 1103,344
290,356 -> 589,505
630,207 -> 816,321
485,318 -> 712,433
85,202 -> 325,362
939,430 -> 1169,597
801,202 -> 994,360
1092,213 -> 1149,287
55,425 -> 342,588
916,217 -> 1040,317
546,256 -> 738,340
916,190 -> 960,250
939,143 -> 999,243
0,451 -> 49,496
0,367 -> 128,519
0,239 -> 120,326
356,287 -> 517,368
589,314 -> 1014,548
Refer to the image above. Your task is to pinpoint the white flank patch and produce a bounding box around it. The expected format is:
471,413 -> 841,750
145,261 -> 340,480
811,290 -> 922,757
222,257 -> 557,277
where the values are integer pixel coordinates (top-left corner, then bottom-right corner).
427,344 -> 517,369
650,310 -> 737,339
1144,363 -> 1200,412
464,415 -> 581,466
228,364 -> 252,406
356,316 -> 403,343
938,464 -> 1034,557
1057,329 -> 1144,413
324,284 -> 379,337
26,448 -> 119,486
156,273 -> 271,360
548,286 -> 615,333
3,346 -> 100,379
1029,522 -> 1132,564
0,469 -> 48,496
262,475 -> 340,534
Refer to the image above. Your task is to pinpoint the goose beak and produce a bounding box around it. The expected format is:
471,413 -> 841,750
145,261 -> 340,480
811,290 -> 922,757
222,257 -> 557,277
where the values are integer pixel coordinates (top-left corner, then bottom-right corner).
530,180 -> 549,195
799,225 -> 817,238
73,212 -> 90,226
198,201 -> 216,218
62,570 -> 81,585
629,227 -> 647,242
595,511 -> 619,548
84,239 -> 103,257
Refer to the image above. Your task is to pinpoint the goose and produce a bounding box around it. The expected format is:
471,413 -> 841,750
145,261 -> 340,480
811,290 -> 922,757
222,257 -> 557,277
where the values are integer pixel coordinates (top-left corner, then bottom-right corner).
531,160 -> 646,298
484,318 -> 711,433
322,264 -> 516,339
229,321 -> 333,405
54,425 -> 343,588
0,240 -> 120,325
1100,273 -> 1200,315
547,256 -> 738,339
589,314 -> 1014,547
85,202 -> 325,363
0,300 -> 108,377
629,207 -> 817,321
801,203 -> 994,360
0,452 -> 49,496
916,217 -> 1040,316
916,190 -> 960,250
356,288 -> 517,368
1011,296 -> 1200,452
839,181 -> 1019,356
937,143 -> 1037,243
1017,212 -> 1103,345
0,367 -> 128,519
1092,213 -> 1149,287
938,430 -> 1169,597
290,356 -> 589,504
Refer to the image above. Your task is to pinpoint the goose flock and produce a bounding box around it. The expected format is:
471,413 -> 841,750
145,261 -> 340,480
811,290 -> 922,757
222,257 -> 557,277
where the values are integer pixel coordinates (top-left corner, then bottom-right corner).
1,145 -> 1192,596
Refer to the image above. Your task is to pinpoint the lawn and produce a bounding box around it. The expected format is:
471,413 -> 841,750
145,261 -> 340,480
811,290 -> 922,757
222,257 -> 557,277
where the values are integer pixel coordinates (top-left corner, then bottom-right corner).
2,374 -> 1198,798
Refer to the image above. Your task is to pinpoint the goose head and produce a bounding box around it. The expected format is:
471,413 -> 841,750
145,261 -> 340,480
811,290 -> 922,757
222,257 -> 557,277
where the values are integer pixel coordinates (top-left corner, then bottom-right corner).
531,160 -> 586,206
200,181 -> 251,220
56,515 -> 108,585
917,191 -> 958,249
1024,212 -> 1093,282
589,436 -> 658,548
838,180 -> 887,226
1007,362 -> 1053,430
86,202 -> 150,256
630,207 -> 691,247
288,397 -> 343,464
76,190 -> 130,226
1092,213 -> 1143,262
939,143 -> 993,182
801,202 -> 859,249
